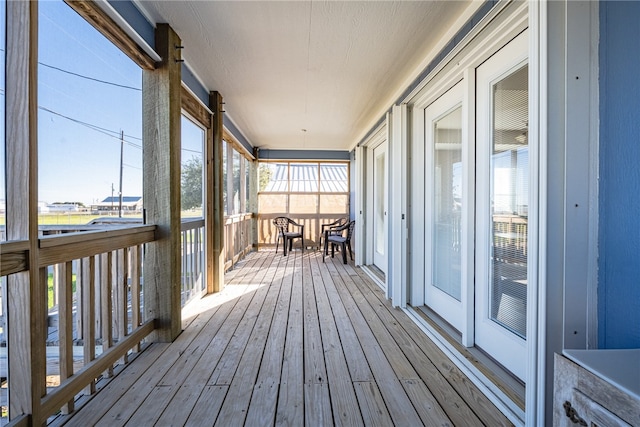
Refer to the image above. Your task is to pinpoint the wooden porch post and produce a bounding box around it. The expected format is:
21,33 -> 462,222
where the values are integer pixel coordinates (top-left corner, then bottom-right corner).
205,113 -> 216,294
5,0 -> 46,423
248,158 -> 258,250
210,91 -> 225,292
142,23 -> 182,342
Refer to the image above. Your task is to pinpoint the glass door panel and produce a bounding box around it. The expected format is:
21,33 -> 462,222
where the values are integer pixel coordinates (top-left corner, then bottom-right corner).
373,144 -> 387,272
475,29 -> 529,381
489,66 -> 529,337
424,81 -> 465,332
434,106 -> 463,301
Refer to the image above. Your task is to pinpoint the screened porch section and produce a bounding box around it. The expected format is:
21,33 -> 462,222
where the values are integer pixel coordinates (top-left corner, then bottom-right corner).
257,162 -> 350,250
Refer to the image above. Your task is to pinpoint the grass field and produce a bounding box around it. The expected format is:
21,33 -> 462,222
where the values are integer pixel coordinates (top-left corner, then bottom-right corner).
47,273 -> 76,309
0,210 -> 203,227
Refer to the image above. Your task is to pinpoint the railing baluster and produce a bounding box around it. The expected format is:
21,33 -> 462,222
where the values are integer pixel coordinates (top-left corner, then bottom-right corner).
82,256 -> 96,395
111,250 -> 120,346
75,259 -> 83,342
119,249 -> 129,364
182,229 -> 187,301
189,229 -> 194,294
94,255 -> 101,344
100,252 -> 113,377
59,261 -> 74,413
1,224 -> 157,422
131,245 -> 141,352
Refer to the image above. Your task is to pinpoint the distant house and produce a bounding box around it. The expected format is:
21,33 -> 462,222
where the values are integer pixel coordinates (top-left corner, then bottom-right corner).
92,196 -> 143,213
37,201 -> 50,213
47,203 -> 80,213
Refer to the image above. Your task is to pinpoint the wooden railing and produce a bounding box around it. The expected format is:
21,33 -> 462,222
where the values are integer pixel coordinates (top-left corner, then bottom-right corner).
0,224 -> 157,425
256,214 -> 349,250
223,213 -> 253,271
180,218 -> 205,305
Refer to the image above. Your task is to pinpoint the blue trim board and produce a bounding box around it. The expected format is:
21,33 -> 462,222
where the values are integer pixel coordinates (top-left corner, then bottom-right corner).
598,1 -> 640,349
181,63 -> 209,106
223,116 -> 253,153
396,0 -> 497,103
108,1 -> 155,48
258,149 -> 350,161
109,2 -> 215,122
356,110 -> 390,147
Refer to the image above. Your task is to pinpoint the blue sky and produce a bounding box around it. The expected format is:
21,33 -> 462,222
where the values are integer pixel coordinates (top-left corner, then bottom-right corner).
0,0 -> 204,207
37,0 -> 143,205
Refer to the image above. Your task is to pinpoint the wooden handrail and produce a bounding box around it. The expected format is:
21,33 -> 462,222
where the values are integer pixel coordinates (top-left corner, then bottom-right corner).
180,218 -> 205,231
223,213 -> 253,225
0,240 -> 30,276
40,319 -> 156,418
38,225 -> 156,266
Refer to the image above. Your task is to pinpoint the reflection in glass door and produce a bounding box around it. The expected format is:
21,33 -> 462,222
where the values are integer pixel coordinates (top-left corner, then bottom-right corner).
424,82 -> 464,332
373,143 -> 387,272
475,30 -> 529,381
433,107 -> 462,300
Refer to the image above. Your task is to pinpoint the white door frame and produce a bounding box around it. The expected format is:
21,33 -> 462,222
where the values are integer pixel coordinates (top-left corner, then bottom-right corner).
390,106 -> 408,305
371,142 -> 388,273
362,121 -> 389,279
403,1 -> 547,423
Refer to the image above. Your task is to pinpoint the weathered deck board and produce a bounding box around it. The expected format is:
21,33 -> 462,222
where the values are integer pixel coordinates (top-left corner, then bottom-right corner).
184,385 -> 228,427
326,260 -> 425,426
353,381 -> 394,426
313,255 -> 374,383
275,253 -> 304,425
213,254 -> 285,424
348,262 -> 513,427
308,255 -> 362,425
87,253 -> 271,426
243,253 -> 292,425
63,250 -> 512,427
332,260 -> 464,425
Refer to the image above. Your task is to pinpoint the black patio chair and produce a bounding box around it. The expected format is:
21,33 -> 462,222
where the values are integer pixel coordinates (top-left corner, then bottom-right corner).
318,217 -> 348,249
323,220 -> 355,264
273,216 -> 305,256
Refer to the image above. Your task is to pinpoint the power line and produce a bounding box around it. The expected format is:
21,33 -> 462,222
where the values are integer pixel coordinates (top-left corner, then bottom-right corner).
182,148 -> 202,155
5,90 -> 200,156
40,62 -> 142,91
39,106 -> 143,149
1,89 -> 143,146
0,48 -> 141,92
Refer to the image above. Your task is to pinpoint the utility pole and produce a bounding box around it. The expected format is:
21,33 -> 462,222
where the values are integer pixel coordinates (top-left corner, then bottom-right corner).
119,130 -> 124,218
111,183 -> 114,214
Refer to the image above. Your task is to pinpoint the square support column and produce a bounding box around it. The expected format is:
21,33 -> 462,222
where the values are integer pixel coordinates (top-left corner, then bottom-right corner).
5,1 -> 46,423
143,24 -> 182,342
210,91 -> 225,292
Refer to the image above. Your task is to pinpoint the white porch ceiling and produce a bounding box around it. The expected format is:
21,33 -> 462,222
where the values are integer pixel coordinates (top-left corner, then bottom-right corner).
135,1 -> 476,151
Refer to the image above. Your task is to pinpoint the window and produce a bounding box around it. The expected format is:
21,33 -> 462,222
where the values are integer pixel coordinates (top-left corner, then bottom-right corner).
244,157 -> 250,213
222,140 -> 251,217
222,140 -> 228,214
290,163 -> 318,192
181,115 -> 205,218
38,0 -> 142,224
231,149 -> 241,215
258,161 -> 349,246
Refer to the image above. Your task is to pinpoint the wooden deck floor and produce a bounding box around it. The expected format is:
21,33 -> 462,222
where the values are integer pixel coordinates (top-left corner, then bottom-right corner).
62,250 -> 513,426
